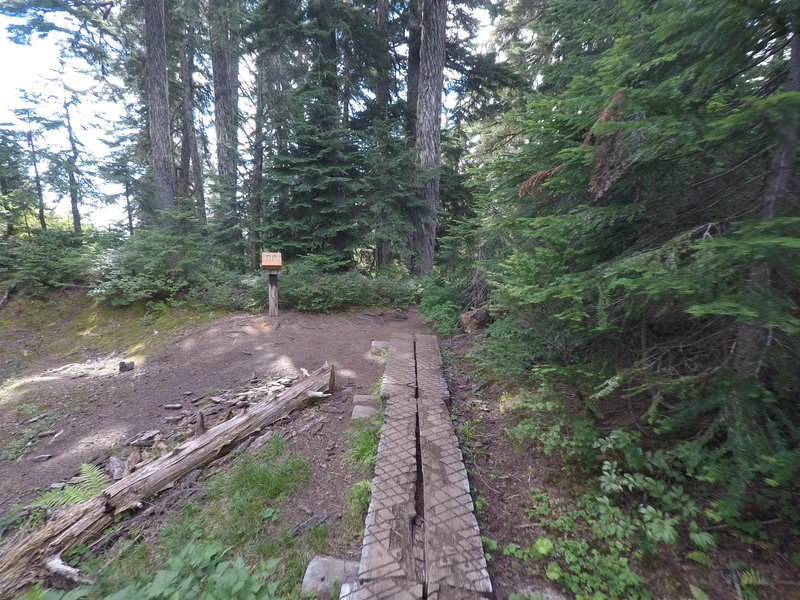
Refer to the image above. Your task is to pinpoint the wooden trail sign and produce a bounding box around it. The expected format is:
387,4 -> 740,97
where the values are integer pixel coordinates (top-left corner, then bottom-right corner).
261,252 -> 283,317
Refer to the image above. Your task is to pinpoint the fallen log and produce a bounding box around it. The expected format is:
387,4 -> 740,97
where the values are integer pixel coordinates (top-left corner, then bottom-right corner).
0,363 -> 335,599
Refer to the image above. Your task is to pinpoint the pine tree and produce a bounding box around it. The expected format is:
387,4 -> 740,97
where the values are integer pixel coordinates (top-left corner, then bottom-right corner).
475,0 -> 800,514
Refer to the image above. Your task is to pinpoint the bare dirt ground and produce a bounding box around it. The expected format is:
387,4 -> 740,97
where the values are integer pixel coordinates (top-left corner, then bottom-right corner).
0,304 -> 429,513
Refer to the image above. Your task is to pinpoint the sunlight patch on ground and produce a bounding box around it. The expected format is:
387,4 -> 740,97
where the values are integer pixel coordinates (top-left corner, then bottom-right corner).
60,425 -> 130,460
0,354 -> 147,407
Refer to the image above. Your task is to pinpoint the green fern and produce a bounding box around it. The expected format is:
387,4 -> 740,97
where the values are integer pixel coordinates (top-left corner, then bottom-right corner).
739,568 -> 771,589
688,586 -> 710,600
686,551 -> 713,567
30,464 -> 108,509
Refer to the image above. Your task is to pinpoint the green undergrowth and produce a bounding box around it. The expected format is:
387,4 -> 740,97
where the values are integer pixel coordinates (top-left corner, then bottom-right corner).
476,380 -> 800,599
343,390 -> 383,534
28,437 -> 322,600
346,411 -> 383,470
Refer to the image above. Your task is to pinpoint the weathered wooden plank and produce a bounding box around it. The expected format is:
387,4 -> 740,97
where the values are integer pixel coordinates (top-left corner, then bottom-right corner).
341,578 -> 423,600
379,332 -> 417,399
358,334 -> 420,585
415,334 -> 492,599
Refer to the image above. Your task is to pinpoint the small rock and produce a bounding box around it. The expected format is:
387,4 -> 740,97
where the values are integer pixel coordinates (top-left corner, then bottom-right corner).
37,430 -> 58,439
517,582 -> 572,600
301,556 -> 359,600
50,482 -> 67,489
326,442 -> 336,452
353,394 -> 378,406
27,413 -> 48,424
370,340 -> 389,351
458,306 -> 492,333
165,415 -> 183,423
164,404 -> 183,410
107,456 -> 125,480
351,405 -> 378,420
32,454 -> 53,462
190,397 -> 203,404
127,430 -> 160,447
118,361 -> 135,373
183,391 -> 193,396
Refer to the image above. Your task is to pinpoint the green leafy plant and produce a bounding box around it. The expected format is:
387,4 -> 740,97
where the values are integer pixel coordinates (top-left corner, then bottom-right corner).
34,542 -> 284,600
31,464 -> 107,509
346,480 -> 372,523
346,412 -> 382,470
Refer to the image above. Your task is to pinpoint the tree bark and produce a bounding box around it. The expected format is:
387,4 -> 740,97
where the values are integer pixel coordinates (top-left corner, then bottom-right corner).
177,48 -> 191,200
62,99 -> 81,234
405,0 -> 422,146
24,123 -> 46,230
375,0 -> 392,118
247,52 -> 266,269
0,364 -> 335,599
124,175 -> 134,235
209,0 -> 240,242
733,32 -> 799,376
411,0 -> 447,275
373,0 -> 393,270
143,0 -> 175,216
179,36 -> 205,223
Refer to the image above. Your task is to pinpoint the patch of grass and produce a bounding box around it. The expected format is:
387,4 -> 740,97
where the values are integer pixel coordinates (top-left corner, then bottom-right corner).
0,291 -> 220,375
79,436 -> 317,599
0,413 -> 59,461
346,414 -> 382,470
347,480 -> 372,522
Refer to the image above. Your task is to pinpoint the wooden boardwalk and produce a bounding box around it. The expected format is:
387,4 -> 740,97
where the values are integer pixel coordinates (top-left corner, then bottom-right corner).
342,334 -> 491,600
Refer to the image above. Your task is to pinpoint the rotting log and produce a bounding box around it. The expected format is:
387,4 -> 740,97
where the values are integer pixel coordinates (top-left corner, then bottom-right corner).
0,363 -> 334,599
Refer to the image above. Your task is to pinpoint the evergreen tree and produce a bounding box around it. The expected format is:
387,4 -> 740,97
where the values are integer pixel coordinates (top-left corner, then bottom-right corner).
0,128 -> 36,238
475,0 -> 800,515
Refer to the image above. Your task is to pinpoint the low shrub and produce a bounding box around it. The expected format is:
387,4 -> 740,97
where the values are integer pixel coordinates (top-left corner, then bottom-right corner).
0,229 -> 116,296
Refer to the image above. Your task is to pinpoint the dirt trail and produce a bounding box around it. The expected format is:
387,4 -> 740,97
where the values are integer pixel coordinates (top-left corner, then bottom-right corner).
0,308 -> 429,512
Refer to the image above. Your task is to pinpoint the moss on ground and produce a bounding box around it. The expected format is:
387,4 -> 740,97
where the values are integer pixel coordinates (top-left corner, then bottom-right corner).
0,291 -> 221,376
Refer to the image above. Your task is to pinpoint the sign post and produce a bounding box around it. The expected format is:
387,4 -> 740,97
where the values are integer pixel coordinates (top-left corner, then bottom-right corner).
261,252 -> 283,317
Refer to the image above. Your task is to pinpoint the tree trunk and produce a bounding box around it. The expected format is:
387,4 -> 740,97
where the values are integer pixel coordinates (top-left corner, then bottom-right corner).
63,99 -> 81,235
375,0 -> 391,118
143,0 -> 175,216
124,176 -> 134,235
248,52 -> 266,269
209,0 -> 240,244
733,32 -> 799,376
411,0 -> 446,275
179,36 -> 204,224
177,47 -> 192,200
24,124 -> 47,230
405,0 -> 422,146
